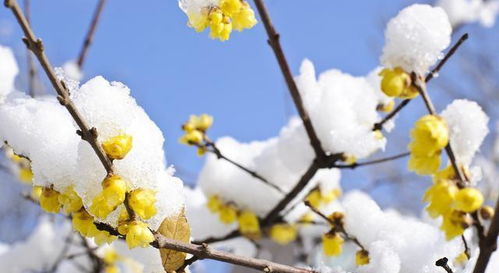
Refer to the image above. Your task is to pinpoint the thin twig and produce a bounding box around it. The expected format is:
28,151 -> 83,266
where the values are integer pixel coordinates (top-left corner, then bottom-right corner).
23,0 -> 38,97
206,140 -> 285,193
461,235 -> 470,259
373,33 -> 469,131
436,257 -> 454,273
304,201 -> 365,251
332,152 -> 410,169
252,0 -> 326,160
77,0 -> 107,69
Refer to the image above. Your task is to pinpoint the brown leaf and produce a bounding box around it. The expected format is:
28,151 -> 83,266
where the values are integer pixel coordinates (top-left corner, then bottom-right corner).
158,208 -> 191,273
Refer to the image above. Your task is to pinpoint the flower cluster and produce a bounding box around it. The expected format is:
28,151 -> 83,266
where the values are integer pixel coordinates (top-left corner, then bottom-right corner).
180,114 -> 214,155
424,166 -> 487,240
207,195 -> 261,239
408,115 -> 449,175
183,0 -> 257,41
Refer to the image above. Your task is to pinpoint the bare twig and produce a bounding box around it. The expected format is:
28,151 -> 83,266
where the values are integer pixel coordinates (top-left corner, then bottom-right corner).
333,152 -> 410,169
304,201 -> 365,251
77,0 -> 107,69
252,0 -> 326,160
436,257 -> 454,273
205,140 -> 285,193
461,235 -> 470,259
373,33 -> 469,131
23,0 -> 38,97
153,233 -> 316,273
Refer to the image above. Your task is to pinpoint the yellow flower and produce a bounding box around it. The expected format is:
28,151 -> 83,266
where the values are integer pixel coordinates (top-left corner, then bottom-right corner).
237,210 -> 261,238
89,175 -> 127,219
342,154 -> 357,165
433,165 -> 457,183
440,210 -> 467,240
219,203 -> 237,224
102,134 -> 133,160
220,0 -> 242,16
117,208 -> 130,235
355,250 -> 370,266
377,100 -> 395,112
306,189 -> 322,208
232,3 -> 257,31
322,232 -> 344,257
105,265 -> 119,273
408,153 -> 441,176
409,115 -> 449,157
322,189 -> 342,204
103,248 -> 120,264
424,180 -> 458,218
31,186 -> 43,200
18,167 -> 33,183
58,186 -> 83,214
207,195 -> 222,213
299,212 -> 314,224
269,224 -> 297,245
379,67 -> 418,98
179,130 -> 204,146
188,10 -> 209,32
454,252 -> 469,267
184,114 -> 214,132
72,209 -> 97,237
40,188 -> 61,213
480,206 -> 494,220
94,229 -> 117,245
455,188 -> 483,213
125,221 -> 155,249
128,189 -> 157,220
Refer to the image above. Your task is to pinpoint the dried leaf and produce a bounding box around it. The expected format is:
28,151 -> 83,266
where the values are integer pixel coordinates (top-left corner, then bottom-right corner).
158,208 -> 191,272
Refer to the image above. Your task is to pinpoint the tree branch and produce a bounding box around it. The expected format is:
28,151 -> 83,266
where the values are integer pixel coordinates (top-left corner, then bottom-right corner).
5,0 -> 114,174
77,0 -> 107,69
205,140 -> 285,193
153,233 -> 316,273
472,196 -> 499,273
373,33 -> 469,131
252,0 -> 326,160
332,152 -> 410,169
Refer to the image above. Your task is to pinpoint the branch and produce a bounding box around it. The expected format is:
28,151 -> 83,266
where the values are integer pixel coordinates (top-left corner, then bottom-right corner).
23,0 -> 39,97
206,140 -> 285,193
153,234 -> 316,273
304,201 -> 366,251
77,0 -> 107,69
252,0 -> 326,159
472,196 -> 499,273
5,0 -> 114,174
332,152 -> 410,169
373,33 -> 469,131
435,257 -> 454,273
